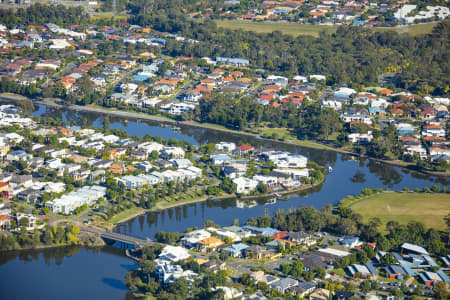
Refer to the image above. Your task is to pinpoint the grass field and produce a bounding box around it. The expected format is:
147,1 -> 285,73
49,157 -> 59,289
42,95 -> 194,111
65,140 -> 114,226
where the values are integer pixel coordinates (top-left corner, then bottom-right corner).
90,13 -> 128,22
349,192 -> 450,230
215,20 -> 338,37
215,20 -> 437,37
107,207 -> 145,224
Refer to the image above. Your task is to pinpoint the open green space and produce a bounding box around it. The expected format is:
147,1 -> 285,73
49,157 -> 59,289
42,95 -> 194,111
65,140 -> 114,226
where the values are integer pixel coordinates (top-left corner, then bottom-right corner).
371,22 -> 438,36
349,192 -> 450,230
215,20 -> 437,37
215,20 -> 338,37
90,13 -> 128,22
107,207 -> 145,224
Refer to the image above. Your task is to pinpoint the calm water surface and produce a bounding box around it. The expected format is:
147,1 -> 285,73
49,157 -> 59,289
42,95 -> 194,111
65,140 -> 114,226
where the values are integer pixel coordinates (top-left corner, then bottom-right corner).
0,103 -> 447,299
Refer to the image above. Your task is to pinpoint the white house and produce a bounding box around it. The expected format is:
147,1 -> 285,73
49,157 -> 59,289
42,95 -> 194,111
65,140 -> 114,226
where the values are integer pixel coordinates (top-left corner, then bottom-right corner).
181,229 -> 211,247
6,150 -> 32,162
266,75 -> 288,88
137,142 -> 164,155
275,154 -> 308,169
233,177 -> 258,194
49,39 -> 71,50
348,132 -> 373,144
154,261 -> 198,284
46,185 -> 106,214
169,103 -> 195,115
215,142 -> 236,152
159,245 -> 191,262
161,146 -> 185,159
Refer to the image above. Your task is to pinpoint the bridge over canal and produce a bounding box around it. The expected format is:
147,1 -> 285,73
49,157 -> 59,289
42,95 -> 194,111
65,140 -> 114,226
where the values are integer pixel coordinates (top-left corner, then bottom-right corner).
101,231 -> 153,249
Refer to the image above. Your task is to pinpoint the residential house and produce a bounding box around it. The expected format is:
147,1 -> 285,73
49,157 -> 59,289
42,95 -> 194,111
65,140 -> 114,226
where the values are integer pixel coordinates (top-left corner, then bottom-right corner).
6,150 -> 32,162
339,236 -> 362,248
223,243 -> 248,257
201,259 -> 226,273
422,124 -> 445,137
169,103 -> 195,115
9,175 -> 33,188
195,236 -> 224,253
171,158 -> 193,169
287,282 -> 315,297
181,229 -> 211,248
244,245 -> 280,260
233,177 -> 258,194
309,288 -> 331,300
286,232 -> 316,247
160,146 -> 185,159
211,154 -> 232,165
233,145 -> 255,156
269,277 -> 298,294
158,245 -> 191,262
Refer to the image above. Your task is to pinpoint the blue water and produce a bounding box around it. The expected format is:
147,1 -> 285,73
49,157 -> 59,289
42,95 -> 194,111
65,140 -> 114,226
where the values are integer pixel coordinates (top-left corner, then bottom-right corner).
0,103 -> 446,300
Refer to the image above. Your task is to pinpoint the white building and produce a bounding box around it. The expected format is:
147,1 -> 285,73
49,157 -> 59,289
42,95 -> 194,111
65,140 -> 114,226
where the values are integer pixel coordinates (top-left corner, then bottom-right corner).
137,142 -> 164,155
169,103 -> 195,115
348,132 -> 374,144
275,154 -> 308,169
181,229 -> 211,247
49,39 -> 72,50
215,142 -> 236,152
161,146 -> 185,159
395,5 -> 450,23
233,177 -> 258,194
154,261 -> 198,284
266,75 -> 288,88
46,185 -> 106,214
404,145 -> 427,159
159,245 -> 191,262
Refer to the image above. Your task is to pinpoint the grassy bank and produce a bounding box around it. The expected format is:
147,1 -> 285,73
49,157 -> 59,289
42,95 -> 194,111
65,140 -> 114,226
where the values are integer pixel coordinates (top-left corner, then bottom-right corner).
215,20 -> 437,37
348,191 -> 450,230
107,207 -> 146,224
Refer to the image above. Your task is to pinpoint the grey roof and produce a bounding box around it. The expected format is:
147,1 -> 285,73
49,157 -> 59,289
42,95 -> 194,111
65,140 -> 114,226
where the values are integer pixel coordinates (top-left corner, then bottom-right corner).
270,277 -> 298,290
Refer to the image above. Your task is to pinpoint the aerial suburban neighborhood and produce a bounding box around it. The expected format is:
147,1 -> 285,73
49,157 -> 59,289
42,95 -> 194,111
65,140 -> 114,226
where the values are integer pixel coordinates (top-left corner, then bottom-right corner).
0,0 -> 448,299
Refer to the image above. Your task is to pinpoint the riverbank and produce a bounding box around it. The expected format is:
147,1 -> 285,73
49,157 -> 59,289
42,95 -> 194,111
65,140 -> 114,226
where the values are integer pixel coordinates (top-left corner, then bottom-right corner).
105,180 -> 322,227
0,230 -> 105,253
1,93 -> 448,177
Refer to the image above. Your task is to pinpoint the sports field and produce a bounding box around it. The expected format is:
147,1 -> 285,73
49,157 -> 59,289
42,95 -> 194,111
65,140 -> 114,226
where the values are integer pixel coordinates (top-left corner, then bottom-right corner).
215,20 -> 437,37
348,192 -> 450,230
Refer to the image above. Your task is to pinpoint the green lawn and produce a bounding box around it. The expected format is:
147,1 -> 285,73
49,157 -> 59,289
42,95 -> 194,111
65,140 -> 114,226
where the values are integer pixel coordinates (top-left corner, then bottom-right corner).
108,207 -> 145,224
215,20 -> 338,37
215,20 -> 437,37
349,192 -> 450,230
371,22 -> 438,36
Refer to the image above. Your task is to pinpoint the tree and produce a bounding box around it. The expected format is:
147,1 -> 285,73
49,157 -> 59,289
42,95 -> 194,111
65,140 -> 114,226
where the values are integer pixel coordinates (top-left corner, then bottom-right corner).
169,277 -> 189,297
256,182 -> 268,194
433,282 -> 448,299
19,217 -> 29,228
380,253 -> 396,266
360,280 -> 370,293
204,220 -> 220,228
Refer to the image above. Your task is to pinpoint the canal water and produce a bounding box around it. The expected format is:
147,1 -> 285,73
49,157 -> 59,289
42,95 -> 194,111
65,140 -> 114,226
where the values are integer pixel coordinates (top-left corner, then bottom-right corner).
0,103 -> 448,299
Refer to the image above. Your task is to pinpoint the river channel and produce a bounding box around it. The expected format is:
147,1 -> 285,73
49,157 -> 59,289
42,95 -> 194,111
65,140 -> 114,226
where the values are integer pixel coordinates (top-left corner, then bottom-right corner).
0,103 -> 448,299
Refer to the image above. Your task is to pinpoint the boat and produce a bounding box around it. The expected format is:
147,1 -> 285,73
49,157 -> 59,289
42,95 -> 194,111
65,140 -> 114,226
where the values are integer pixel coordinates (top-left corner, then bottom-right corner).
328,166 -> 333,173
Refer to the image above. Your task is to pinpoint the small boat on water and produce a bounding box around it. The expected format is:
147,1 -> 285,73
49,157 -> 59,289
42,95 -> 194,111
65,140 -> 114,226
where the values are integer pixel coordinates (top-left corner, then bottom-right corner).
328,166 -> 333,173
172,126 -> 181,131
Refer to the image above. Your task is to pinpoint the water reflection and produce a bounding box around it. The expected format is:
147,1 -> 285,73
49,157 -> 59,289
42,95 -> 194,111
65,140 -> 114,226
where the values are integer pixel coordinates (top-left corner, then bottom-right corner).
19,103 -> 449,234
350,171 -> 366,183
